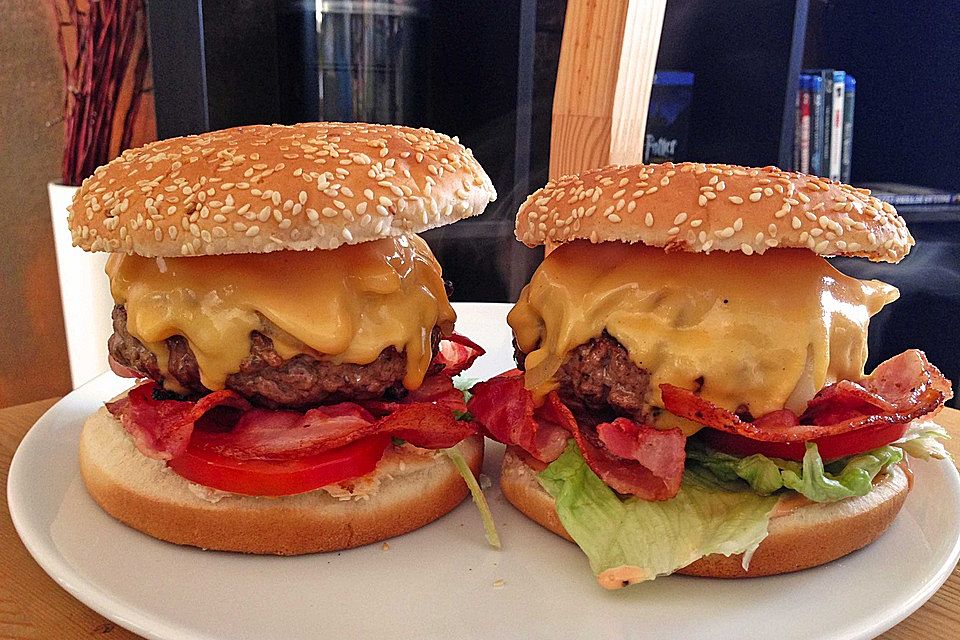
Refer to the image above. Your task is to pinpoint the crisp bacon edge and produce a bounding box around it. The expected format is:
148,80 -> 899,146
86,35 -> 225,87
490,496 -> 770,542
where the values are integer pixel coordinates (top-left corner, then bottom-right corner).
106,335 -> 483,462
468,371 -> 687,500
660,349 -> 951,443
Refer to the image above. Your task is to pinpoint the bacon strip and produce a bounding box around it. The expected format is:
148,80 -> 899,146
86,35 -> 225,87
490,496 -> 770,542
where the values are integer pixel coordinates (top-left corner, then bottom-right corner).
189,403 -> 377,459
190,400 -> 473,459
467,371 -> 569,462
359,334 -> 483,417
574,418 -> 685,501
359,372 -> 468,417
106,383 -> 251,460
661,349 -> 952,443
468,372 -> 686,499
436,334 -> 486,376
108,369 -> 477,461
108,355 -> 142,379
802,350 -> 953,424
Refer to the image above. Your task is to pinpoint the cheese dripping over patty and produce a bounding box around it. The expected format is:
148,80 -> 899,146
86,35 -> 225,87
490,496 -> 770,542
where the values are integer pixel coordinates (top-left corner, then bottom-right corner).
508,240 -> 898,433
107,234 -> 455,391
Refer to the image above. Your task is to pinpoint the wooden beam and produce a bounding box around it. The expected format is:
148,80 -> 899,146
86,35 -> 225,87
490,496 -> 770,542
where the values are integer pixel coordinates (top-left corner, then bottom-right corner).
549,0 -> 666,180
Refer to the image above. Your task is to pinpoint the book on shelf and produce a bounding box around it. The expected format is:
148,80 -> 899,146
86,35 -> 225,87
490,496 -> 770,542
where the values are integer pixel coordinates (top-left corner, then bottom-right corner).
808,73 -> 825,177
828,70 -> 846,180
790,69 -> 852,180
644,71 -> 694,164
858,183 -> 960,207
841,76 -> 855,183
798,76 -> 811,173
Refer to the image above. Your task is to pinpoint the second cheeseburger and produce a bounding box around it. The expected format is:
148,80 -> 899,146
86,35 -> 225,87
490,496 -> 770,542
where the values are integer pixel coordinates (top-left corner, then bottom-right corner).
70,122 -> 497,554
469,162 -> 952,587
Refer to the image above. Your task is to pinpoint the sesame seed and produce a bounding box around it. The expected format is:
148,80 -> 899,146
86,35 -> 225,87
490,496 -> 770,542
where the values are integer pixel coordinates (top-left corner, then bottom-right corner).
673,212 -> 688,225
645,212 -> 654,227
748,192 -> 762,202
741,243 -> 754,255
728,196 -> 744,204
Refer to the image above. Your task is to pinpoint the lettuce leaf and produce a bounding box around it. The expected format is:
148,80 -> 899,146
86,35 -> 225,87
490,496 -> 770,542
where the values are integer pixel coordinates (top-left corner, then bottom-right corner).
687,440 -> 904,503
686,446 -> 796,496
453,376 -> 477,403
780,444 -> 902,502
534,420 -> 950,587
688,418 -> 953,504
444,444 -> 501,549
537,441 -> 778,587
894,421 -> 951,461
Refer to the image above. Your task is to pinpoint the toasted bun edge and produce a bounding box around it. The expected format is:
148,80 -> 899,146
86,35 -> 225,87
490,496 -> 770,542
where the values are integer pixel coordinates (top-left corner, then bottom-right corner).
499,445 -> 910,578
80,404 -> 483,554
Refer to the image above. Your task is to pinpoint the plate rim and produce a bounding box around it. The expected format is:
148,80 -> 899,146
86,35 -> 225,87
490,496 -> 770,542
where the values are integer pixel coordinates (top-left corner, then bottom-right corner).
7,301 -> 960,640
8,376 -> 211,640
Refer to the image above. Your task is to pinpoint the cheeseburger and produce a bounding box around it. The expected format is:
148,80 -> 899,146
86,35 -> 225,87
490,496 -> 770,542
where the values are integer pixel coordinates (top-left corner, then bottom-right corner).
69,122 -> 498,554
468,162 -> 953,588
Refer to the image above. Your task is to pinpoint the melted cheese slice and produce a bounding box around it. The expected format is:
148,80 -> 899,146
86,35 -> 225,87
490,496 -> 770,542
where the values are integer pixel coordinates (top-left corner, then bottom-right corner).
508,241 -> 898,430
107,235 -> 455,391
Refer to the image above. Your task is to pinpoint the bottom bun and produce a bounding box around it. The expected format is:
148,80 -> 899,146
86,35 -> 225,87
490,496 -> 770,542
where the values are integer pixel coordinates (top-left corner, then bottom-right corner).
499,446 -> 910,578
80,404 -> 483,555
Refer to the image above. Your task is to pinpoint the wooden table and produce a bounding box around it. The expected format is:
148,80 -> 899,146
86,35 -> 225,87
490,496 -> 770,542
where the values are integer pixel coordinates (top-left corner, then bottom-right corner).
2,398 -> 958,639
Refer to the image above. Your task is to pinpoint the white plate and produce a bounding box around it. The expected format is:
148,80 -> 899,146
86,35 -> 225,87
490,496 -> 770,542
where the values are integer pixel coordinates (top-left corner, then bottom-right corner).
9,302 -> 960,640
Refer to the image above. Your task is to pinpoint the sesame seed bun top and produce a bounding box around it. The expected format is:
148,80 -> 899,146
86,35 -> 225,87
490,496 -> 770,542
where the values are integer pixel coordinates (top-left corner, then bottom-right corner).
69,122 -> 497,256
516,162 -> 913,263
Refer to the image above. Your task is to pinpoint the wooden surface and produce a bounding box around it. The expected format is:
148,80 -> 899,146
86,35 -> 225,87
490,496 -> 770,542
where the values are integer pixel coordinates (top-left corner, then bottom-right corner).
1,399 -> 959,639
549,0 -> 666,179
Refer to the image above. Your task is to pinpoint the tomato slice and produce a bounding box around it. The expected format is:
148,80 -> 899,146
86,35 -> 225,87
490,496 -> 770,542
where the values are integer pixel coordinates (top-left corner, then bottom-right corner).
701,420 -> 911,461
167,434 -> 391,496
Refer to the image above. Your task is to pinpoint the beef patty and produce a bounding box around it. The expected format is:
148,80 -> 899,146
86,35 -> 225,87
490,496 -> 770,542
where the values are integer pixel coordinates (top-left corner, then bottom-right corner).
515,332 -> 652,423
109,305 -> 440,409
